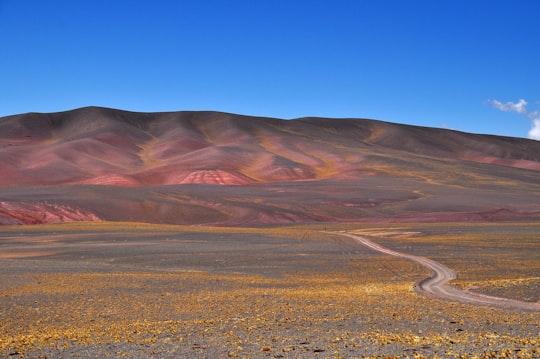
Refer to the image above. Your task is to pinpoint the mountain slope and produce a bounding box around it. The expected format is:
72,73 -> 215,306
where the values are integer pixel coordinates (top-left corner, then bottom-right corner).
1,107 -> 540,225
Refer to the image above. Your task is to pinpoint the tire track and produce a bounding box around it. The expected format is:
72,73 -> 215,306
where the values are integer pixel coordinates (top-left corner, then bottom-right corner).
330,232 -> 540,311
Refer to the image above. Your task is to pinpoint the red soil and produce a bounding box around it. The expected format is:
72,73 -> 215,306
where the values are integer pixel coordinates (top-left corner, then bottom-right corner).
1,107 -> 539,225
0,201 -> 102,225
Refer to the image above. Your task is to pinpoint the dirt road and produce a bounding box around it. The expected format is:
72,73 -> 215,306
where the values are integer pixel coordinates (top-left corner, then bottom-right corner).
331,232 -> 540,312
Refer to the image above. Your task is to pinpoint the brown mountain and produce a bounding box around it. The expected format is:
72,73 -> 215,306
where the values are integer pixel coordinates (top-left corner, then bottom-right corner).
1,106 -> 540,225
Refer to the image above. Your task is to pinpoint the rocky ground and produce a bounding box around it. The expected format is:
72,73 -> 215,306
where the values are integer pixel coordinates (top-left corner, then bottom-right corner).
0,222 -> 538,358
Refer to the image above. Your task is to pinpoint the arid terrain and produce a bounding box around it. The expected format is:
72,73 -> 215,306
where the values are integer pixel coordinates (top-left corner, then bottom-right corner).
0,223 -> 539,358
2,107 -> 540,225
1,108 -> 539,358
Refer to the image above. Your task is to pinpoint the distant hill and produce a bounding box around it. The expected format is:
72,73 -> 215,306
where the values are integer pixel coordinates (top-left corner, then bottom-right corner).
1,106 -> 540,225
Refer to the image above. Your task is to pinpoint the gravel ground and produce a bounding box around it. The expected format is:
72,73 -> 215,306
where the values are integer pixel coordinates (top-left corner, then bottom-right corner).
1,223 -> 538,358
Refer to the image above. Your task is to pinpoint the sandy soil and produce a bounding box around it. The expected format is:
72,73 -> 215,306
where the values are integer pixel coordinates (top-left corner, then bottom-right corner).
333,232 -> 540,311
0,223 -> 539,358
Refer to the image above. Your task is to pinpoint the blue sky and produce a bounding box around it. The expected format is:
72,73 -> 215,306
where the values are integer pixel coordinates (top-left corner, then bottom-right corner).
1,0 -> 539,139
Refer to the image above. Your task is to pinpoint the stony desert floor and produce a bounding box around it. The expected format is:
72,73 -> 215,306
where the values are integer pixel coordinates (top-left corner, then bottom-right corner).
0,222 -> 539,358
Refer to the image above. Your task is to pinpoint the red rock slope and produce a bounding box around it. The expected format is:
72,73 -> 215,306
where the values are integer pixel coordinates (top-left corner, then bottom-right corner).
1,107 -> 540,225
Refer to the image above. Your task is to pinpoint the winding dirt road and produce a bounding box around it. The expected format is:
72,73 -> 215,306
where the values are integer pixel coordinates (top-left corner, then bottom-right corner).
331,232 -> 540,312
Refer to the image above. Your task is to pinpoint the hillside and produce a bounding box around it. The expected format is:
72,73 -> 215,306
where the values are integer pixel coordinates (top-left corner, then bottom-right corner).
1,106 -> 540,225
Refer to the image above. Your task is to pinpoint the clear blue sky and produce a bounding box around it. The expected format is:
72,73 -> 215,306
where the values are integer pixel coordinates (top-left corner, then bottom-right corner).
1,0 -> 539,139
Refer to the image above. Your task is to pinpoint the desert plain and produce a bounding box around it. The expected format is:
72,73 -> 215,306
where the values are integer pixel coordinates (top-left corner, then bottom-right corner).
1,222 -> 539,358
0,108 -> 539,358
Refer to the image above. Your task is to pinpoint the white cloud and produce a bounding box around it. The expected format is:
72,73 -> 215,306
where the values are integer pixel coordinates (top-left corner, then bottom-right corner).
489,98 -> 540,140
528,118 -> 540,140
490,99 -> 528,114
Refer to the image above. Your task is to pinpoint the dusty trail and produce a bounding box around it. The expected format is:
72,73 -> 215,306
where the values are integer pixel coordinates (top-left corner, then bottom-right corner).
331,232 -> 540,312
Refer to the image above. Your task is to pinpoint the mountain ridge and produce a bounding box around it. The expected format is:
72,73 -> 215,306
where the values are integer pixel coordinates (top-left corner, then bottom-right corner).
1,107 -> 540,225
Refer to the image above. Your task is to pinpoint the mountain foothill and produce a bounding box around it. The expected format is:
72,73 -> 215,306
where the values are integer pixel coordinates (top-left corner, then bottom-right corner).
1,106 -> 539,225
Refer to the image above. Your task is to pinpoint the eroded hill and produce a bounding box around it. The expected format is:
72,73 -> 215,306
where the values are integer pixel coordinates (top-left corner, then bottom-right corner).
1,107 -> 540,225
